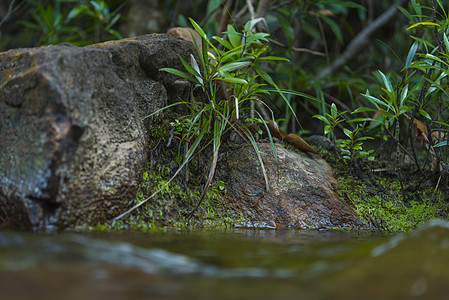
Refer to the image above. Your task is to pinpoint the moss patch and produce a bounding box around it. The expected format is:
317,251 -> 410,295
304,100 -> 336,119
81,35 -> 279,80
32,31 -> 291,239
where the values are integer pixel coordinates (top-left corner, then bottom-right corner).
83,115 -> 245,232
337,173 -> 448,231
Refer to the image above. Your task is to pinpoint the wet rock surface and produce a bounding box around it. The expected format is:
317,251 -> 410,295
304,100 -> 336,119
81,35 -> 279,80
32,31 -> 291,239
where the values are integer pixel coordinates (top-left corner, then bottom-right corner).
0,34 -> 195,230
218,143 -> 364,229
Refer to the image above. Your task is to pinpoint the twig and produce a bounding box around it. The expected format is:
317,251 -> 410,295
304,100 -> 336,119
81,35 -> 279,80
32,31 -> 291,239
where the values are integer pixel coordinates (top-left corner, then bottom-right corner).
217,0 -> 235,38
270,0 -> 295,10
200,1 -> 222,27
317,0 -> 407,79
0,0 -> 17,28
268,38 -> 325,56
355,158 -> 392,197
246,0 -> 256,19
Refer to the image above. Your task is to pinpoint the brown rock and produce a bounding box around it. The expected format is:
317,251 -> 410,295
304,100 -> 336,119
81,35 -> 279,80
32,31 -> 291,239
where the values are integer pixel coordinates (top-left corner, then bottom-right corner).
167,27 -> 203,53
218,143 -> 364,229
0,34 -> 195,231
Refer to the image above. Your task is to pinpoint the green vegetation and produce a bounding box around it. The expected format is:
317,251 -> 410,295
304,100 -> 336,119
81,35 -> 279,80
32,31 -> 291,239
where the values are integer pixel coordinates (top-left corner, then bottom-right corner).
337,173 -> 447,232
1,0 -> 123,48
113,17 -> 292,221
81,116 -> 245,231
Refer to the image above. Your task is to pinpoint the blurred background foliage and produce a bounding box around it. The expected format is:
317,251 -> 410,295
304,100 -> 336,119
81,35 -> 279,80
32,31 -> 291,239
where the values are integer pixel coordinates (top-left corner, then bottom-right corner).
0,0 -> 437,135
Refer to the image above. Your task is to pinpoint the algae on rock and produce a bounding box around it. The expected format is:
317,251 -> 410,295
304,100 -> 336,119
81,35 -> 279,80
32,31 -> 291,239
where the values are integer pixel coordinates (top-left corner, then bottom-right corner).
116,116 -> 245,230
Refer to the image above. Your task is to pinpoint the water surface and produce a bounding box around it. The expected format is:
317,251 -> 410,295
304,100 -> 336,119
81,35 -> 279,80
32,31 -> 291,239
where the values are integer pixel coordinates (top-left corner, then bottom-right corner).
1,220 -> 449,299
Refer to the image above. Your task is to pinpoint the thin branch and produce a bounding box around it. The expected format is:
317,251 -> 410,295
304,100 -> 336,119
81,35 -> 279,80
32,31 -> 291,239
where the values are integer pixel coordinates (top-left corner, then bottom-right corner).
246,0 -> 256,19
268,37 -> 325,56
317,0 -> 407,79
200,1 -> 222,27
0,0 -> 19,28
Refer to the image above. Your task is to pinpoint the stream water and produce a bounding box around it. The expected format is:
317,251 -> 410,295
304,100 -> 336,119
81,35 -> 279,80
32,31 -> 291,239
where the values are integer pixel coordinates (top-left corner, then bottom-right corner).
1,219 -> 449,299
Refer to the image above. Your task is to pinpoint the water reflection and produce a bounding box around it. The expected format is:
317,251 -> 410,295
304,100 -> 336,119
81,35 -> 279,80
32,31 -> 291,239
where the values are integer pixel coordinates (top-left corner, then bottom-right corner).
1,220 -> 449,299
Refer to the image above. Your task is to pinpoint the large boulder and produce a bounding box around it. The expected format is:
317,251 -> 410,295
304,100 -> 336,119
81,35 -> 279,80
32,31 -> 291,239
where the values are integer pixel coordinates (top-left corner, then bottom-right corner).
0,34 -> 195,230
218,143 -> 364,229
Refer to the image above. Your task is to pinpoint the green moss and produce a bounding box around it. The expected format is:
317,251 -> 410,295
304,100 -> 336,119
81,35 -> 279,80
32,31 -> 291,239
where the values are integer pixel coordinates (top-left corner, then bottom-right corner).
337,173 -> 448,232
127,160 -> 244,229
110,115 -> 244,231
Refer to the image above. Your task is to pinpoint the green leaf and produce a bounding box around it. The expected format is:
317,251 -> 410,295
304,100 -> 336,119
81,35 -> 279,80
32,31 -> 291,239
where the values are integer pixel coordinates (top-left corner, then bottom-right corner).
321,15 -> 343,45
419,109 -> 431,120
444,33 -> 449,55
398,106 -> 412,115
425,53 -> 447,65
256,112 -> 279,166
276,14 -> 294,46
362,92 -> 389,109
397,6 -> 413,22
330,103 -> 338,119
352,107 -> 376,114
313,114 -> 331,125
377,70 -> 393,93
243,127 -> 270,191
160,67 -> 199,84
220,48 -> 243,64
405,41 -> 418,68
411,0 -> 422,18
258,56 -> 290,62
221,76 -> 248,85
18,20 -> 41,30
348,117 -> 376,123
399,85 -> 409,106
256,67 -> 300,127
213,36 -> 233,50
382,89 -> 396,107
378,109 -> 395,119
189,18 -> 207,40
219,61 -> 251,72
67,5 -> 87,21
226,24 -> 241,49
343,128 -> 352,138
190,54 -> 201,74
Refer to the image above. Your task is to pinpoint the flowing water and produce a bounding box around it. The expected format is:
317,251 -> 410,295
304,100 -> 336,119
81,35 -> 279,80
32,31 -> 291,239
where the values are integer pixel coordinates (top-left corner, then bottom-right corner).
2,220 -> 449,299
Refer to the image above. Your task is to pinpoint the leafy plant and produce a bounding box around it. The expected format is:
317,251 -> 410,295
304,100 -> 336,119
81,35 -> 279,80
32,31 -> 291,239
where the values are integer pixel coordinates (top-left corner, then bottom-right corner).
114,17 -> 291,220
313,102 -> 347,143
20,0 -> 122,46
361,70 -> 413,166
337,126 -> 374,163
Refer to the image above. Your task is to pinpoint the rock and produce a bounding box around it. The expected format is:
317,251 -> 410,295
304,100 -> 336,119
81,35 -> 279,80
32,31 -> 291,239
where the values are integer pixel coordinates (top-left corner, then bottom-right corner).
167,28 -> 203,53
121,0 -> 169,37
0,34 -> 196,231
218,143 -> 364,229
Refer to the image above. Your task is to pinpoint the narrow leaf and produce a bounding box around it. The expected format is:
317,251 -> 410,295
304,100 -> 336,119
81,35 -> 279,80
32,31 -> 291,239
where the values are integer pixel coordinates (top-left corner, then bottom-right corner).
419,109 -> 431,120
434,140 -> 447,148
258,56 -> 290,62
405,41 -> 418,68
378,70 -> 393,93
160,67 -> 199,84
220,76 -> 248,85
313,115 -> 331,125
219,61 -> 251,72
352,107 -> 376,114
407,22 -> 440,31
321,15 -> 343,44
